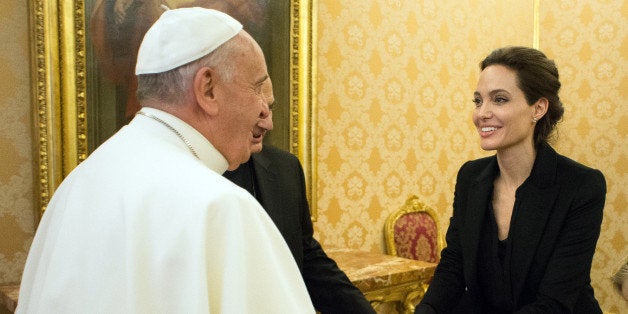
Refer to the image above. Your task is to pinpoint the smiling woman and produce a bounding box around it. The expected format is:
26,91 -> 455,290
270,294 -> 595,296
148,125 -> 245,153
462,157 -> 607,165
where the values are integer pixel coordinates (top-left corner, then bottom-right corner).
30,0 -> 317,218
472,64 -> 547,154
415,46 -> 606,314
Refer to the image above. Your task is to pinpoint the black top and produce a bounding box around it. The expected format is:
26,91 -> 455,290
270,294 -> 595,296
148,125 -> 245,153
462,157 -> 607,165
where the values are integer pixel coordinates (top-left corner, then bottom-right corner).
477,200 -> 514,313
416,143 -> 605,314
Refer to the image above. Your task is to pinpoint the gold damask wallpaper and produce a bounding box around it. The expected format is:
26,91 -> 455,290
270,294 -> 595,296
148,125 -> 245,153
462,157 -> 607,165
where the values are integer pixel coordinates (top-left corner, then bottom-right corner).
313,1 -> 626,313
0,0 -> 35,285
0,0 -> 625,313
540,2 -> 626,312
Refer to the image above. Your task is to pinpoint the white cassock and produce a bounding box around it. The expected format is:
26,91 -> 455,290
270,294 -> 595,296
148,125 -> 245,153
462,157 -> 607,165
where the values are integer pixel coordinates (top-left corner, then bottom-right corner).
17,107 -> 315,314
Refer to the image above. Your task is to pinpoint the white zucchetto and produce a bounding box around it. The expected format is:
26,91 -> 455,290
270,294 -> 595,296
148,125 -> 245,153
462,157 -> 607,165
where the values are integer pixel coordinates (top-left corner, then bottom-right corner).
135,7 -> 243,75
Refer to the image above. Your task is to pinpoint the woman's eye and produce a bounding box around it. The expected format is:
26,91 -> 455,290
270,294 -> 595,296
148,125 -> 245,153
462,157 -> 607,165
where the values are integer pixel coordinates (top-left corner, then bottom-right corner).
472,98 -> 482,107
495,97 -> 508,103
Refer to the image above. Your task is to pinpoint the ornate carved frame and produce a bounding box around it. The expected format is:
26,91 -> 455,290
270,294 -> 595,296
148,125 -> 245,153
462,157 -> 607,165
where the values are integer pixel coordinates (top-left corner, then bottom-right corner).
30,0 -> 317,219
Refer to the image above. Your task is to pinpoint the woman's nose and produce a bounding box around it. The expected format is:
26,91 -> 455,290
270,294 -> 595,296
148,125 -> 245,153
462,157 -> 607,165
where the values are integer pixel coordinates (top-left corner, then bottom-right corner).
478,105 -> 492,119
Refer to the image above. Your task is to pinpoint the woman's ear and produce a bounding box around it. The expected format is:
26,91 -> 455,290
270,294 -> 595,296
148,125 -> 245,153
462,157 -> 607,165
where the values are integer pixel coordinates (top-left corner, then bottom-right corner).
194,66 -> 219,116
533,97 -> 549,120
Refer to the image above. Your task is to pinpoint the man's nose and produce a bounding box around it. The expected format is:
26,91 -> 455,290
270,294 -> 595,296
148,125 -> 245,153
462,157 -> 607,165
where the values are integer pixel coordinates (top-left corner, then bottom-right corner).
258,110 -> 273,131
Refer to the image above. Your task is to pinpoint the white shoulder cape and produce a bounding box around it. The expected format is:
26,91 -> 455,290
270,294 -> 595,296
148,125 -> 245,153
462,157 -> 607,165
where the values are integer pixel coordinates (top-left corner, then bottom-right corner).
17,109 -> 315,313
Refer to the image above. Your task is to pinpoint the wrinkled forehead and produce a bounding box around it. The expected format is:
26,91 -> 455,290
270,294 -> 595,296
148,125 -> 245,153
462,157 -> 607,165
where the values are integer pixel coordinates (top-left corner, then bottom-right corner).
231,37 -> 270,81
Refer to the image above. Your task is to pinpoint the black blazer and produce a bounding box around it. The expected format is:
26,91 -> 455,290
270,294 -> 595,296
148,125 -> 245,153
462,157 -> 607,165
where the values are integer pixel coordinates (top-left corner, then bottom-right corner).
417,143 -> 606,313
224,145 -> 374,314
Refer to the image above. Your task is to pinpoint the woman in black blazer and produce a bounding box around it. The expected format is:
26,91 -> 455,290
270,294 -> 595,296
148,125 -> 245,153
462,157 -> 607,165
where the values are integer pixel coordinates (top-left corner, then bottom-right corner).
415,47 -> 606,313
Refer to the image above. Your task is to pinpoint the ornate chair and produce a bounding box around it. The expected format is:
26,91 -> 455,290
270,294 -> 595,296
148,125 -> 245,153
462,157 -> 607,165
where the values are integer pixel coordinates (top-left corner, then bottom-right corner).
385,195 -> 443,263
384,195 -> 443,310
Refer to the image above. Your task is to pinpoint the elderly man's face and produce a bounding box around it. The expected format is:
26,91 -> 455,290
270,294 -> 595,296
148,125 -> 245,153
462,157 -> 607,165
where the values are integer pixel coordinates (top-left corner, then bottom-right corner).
213,33 -> 274,170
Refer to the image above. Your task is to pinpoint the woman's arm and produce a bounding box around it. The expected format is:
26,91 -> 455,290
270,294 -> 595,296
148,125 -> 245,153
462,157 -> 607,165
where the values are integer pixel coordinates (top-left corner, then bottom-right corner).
516,169 -> 606,313
417,162 -> 473,313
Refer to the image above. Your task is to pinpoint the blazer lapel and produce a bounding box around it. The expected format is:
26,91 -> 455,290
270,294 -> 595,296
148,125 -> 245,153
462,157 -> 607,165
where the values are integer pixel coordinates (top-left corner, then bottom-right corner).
250,152 -> 278,213
509,144 -> 559,305
462,158 -> 497,293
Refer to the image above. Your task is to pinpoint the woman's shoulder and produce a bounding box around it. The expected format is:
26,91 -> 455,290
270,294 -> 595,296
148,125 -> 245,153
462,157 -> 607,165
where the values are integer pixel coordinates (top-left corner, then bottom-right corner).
555,152 -> 605,184
545,151 -> 606,202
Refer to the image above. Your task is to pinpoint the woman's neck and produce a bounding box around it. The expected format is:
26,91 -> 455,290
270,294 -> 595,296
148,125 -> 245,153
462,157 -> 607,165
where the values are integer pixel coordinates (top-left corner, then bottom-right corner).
496,144 -> 537,188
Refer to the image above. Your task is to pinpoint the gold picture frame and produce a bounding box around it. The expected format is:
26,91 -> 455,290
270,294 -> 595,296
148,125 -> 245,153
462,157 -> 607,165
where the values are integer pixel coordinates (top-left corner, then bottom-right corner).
30,0 -> 317,220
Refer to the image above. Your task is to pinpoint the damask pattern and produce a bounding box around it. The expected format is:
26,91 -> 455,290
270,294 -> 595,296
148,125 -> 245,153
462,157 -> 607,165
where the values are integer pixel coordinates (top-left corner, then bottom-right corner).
315,0 -> 533,255
0,0 -> 35,284
539,2 -> 627,313
393,212 -> 439,263
314,1 -> 626,313
0,1 -> 625,313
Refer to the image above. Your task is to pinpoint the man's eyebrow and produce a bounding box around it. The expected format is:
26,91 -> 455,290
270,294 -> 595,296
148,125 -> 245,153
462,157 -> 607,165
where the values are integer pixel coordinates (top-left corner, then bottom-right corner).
254,75 -> 269,87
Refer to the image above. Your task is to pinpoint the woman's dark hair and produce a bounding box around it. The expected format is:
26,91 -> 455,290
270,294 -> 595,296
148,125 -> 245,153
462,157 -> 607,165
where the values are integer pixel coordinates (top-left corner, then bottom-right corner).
480,46 -> 564,146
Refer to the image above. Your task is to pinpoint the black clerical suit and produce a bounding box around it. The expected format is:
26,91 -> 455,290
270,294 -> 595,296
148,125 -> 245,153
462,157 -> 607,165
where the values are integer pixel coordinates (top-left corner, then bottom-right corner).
415,143 -> 605,313
224,145 -> 375,314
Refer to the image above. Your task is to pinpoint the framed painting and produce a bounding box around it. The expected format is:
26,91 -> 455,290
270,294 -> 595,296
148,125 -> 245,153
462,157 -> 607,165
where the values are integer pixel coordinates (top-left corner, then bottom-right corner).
30,0 -> 317,219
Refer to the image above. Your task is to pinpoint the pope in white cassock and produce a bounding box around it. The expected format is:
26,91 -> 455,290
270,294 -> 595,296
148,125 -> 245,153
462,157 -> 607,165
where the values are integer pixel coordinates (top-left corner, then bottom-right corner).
16,7 -> 315,314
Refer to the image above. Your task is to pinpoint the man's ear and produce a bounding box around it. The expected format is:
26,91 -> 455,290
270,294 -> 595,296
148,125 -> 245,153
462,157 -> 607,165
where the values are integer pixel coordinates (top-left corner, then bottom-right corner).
194,66 -> 218,116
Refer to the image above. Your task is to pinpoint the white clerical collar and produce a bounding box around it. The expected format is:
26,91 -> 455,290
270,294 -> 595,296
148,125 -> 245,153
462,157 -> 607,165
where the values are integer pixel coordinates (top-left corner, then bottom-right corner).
137,107 -> 229,174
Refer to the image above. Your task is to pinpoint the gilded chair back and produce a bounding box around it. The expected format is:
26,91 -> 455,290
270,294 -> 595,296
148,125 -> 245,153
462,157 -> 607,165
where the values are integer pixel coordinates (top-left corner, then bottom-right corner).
385,195 -> 443,263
